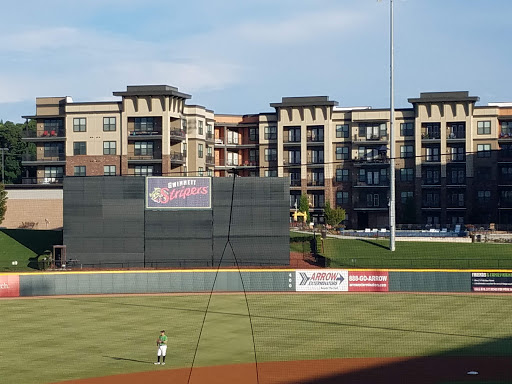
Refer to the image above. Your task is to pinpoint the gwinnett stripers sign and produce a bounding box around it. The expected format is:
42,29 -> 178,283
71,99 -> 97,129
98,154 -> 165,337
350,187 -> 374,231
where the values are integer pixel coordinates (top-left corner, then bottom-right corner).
296,270 -> 349,291
145,177 -> 212,210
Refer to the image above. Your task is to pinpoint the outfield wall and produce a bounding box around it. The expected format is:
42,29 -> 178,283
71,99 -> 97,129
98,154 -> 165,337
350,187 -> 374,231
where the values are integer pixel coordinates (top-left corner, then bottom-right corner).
2,270 -> 512,298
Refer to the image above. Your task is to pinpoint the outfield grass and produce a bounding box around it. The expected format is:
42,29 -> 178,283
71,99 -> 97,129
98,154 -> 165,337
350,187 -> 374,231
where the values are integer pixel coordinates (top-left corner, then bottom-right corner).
1,293 -> 512,383
0,229 -> 62,272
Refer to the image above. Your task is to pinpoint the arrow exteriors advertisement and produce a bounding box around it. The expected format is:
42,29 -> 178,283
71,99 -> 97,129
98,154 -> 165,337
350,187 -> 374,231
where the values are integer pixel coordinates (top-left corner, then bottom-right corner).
145,177 -> 212,210
0,274 -> 20,297
296,270 -> 349,291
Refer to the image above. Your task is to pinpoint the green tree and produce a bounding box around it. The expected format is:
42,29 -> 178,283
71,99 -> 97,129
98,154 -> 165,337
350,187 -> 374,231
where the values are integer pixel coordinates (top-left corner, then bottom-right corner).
299,194 -> 310,223
0,120 -> 35,184
323,201 -> 346,228
0,183 -> 7,225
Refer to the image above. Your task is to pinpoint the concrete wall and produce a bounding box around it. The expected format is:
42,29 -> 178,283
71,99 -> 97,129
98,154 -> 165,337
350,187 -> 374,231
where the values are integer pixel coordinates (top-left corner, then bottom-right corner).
2,189 -> 62,229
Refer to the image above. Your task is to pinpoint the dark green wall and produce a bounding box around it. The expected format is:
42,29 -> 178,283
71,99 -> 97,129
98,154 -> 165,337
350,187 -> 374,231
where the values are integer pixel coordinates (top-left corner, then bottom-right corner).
389,272 -> 471,292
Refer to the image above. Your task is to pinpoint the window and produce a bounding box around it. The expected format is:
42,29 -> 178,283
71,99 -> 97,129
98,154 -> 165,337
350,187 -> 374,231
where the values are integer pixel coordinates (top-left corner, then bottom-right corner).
477,144 -> 491,158
425,169 -> 440,184
336,169 -> 349,182
249,128 -> 259,142
181,119 -> 187,131
450,146 -> 465,161
207,146 -> 213,157
502,121 -> 512,136
264,148 -> 277,162
104,165 -> 116,176
358,147 -> 379,161
198,120 -> 203,135
198,143 -> 204,158
73,118 -> 86,132
400,145 -> 414,158
425,192 -> 440,207
366,193 -> 380,207
103,141 -> 116,155
359,169 -> 388,185
265,169 -> 278,177
311,193 -> 325,208
336,191 -> 349,205
74,166 -> 86,176
249,149 -> 259,164
400,191 -> 414,204
134,117 -> 154,132
359,123 -> 387,139
400,168 -> 414,182
426,146 -> 440,162
134,165 -> 153,176
264,126 -> 277,140
449,192 -> 465,207
44,119 -> 63,132
400,122 -> 414,137
207,168 -> 213,177
44,143 -> 63,158
227,152 -> 239,166
477,190 -> 491,204
44,166 -> 63,179
423,123 -> 440,139
448,168 -> 465,184
289,172 -> 301,186
103,117 -> 116,131
287,150 -> 301,165
227,130 -> 239,144
477,121 -> 491,135
287,127 -> 301,142
73,142 -> 86,155
336,146 -> 349,160
308,171 -> 324,186
290,193 -> 301,209
308,126 -> 324,142
336,124 -> 349,138
309,150 -> 324,164
448,123 -> 465,139
207,124 -> 213,135
198,167 -> 204,176
134,142 -> 153,156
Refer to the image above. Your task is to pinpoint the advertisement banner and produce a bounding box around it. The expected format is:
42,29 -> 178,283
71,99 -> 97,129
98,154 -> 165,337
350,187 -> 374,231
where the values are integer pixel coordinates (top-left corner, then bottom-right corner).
472,272 -> 512,292
296,270 -> 348,292
348,271 -> 389,292
0,274 -> 20,298
146,177 -> 212,210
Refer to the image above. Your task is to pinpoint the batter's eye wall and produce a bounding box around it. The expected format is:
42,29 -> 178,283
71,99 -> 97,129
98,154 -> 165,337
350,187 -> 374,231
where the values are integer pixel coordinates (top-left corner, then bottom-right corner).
63,177 -> 290,268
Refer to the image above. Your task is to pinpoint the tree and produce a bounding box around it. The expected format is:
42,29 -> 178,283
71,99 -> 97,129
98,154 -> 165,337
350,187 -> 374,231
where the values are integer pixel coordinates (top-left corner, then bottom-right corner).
0,120 -> 36,184
0,183 -> 7,225
298,194 -> 310,223
323,201 -> 346,228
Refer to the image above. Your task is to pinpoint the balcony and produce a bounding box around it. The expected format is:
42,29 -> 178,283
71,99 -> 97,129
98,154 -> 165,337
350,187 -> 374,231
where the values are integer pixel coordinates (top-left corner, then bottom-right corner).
447,132 -> 466,141
206,155 -> 215,165
206,132 -> 214,142
283,137 -> 301,145
128,154 -> 162,164
421,132 -> 441,141
307,180 -> 324,187
128,130 -> 162,140
354,181 -> 389,188
499,133 -> 512,141
422,202 -> 441,209
353,134 -> 388,143
498,152 -> 512,163
354,154 -> 389,166
21,153 -> 66,165
169,129 -> 186,141
22,129 -> 66,142
498,177 -> 512,187
170,151 -> 186,163
353,203 -> 388,211
22,176 -> 63,185
283,159 -> 301,167
289,179 -> 301,187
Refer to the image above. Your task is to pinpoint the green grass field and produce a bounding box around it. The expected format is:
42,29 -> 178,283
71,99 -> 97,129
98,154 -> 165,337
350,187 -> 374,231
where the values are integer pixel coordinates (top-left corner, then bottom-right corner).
1,293 -> 512,384
290,232 -> 512,269
0,229 -> 62,272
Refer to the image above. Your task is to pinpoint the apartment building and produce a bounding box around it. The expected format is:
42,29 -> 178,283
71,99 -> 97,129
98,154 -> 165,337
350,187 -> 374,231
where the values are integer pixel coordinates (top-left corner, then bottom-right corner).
21,86 -> 512,229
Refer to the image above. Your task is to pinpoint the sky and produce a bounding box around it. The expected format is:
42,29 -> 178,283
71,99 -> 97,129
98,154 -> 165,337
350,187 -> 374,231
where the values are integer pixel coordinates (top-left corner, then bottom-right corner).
0,0 -> 510,123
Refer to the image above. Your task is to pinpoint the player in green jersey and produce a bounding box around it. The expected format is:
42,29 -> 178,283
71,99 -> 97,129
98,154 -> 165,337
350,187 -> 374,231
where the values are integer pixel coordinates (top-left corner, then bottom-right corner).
154,330 -> 168,365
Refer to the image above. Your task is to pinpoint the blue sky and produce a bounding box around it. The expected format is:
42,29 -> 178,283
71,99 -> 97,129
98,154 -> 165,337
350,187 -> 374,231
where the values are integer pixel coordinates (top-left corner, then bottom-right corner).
1,0 -> 510,123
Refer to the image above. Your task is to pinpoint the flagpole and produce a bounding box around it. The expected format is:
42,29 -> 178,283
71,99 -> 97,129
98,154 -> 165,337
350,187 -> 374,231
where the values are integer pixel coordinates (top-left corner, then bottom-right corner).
389,0 -> 396,251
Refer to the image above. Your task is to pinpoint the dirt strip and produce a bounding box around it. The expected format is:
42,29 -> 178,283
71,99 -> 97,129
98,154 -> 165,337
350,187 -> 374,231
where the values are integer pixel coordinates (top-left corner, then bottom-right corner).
51,356 -> 512,384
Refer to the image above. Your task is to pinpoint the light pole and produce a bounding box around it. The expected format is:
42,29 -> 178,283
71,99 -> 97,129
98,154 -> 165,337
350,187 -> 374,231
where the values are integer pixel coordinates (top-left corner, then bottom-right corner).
388,0 -> 396,251
0,148 -> 8,183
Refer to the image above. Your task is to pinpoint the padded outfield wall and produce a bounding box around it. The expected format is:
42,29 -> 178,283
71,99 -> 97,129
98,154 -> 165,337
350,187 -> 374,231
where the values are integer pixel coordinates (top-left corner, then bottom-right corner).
3,269 -> 512,297
63,176 -> 290,268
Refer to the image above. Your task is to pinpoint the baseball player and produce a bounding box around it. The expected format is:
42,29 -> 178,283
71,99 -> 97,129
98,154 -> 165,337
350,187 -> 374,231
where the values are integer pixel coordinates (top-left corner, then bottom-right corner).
154,330 -> 168,365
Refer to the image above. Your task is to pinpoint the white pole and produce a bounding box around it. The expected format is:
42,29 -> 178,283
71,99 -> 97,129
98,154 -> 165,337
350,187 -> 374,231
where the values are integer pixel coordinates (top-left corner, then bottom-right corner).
389,0 -> 396,251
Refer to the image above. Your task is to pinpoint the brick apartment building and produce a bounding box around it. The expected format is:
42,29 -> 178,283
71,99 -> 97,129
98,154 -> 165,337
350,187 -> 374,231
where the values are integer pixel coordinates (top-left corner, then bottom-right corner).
20,85 -> 512,229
